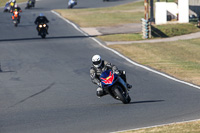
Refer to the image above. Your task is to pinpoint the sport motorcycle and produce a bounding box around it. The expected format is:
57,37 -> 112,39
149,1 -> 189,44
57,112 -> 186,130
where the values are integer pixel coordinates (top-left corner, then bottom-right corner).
100,70 -> 131,104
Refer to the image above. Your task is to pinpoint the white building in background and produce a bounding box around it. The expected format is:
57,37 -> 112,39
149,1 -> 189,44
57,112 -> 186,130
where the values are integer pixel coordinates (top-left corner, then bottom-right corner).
155,0 -> 189,25
179,0 -> 189,23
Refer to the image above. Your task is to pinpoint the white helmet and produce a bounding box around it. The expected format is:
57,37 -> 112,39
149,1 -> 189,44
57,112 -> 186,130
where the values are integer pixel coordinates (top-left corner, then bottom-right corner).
14,4 -> 18,8
92,55 -> 102,68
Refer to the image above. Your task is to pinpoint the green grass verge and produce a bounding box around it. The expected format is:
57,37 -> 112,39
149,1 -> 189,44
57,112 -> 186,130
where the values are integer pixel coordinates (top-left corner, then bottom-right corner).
55,1 -> 144,27
121,120 -> 200,133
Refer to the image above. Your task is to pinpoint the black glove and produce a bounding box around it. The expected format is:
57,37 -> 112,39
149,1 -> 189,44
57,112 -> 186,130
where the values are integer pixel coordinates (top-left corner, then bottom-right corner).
114,70 -> 120,75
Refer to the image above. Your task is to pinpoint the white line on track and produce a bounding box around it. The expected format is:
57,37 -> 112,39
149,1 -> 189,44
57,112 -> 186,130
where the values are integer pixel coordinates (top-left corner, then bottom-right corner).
51,10 -> 200,132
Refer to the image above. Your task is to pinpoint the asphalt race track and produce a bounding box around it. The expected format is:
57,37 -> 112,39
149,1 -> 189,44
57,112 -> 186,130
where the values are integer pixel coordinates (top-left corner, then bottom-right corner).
1,0 -> 200,133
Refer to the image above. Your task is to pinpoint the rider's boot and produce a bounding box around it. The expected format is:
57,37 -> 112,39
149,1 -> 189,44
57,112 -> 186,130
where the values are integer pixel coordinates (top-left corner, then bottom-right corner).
127,83 -> 132,90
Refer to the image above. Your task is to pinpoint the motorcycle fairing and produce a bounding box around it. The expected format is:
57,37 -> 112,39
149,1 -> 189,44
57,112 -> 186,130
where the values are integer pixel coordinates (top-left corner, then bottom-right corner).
101,71 -> 114,85
100,70 -> 118,88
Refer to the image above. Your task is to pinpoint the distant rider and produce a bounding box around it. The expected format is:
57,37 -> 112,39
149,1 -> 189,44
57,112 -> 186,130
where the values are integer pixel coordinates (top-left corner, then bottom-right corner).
11,4 -> 22,23
90,55 -> 132,97
34,13 -> 49,35
27,0 -> 36,7
68,0 -> 77,8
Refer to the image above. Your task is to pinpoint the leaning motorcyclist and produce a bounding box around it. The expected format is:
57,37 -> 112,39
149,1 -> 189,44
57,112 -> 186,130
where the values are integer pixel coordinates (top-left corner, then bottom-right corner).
4,2 -> 10,12
34,13 -> 49,35
27,0 -> 36,7
11,4 -> 22,23
68,0 -> 77,7
90,55 -> 132,97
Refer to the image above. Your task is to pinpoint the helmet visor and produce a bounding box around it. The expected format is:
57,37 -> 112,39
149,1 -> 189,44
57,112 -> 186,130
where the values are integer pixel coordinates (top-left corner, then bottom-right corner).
93,60 -> 101,65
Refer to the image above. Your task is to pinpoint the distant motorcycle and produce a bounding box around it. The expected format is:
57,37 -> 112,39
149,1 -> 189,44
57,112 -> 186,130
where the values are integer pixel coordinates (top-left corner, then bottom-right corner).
3,2 -> 11,12
100,70 -> 131,104
37,23 -> 48,38
25,0 -> 35,9
103,0 -> 109,2
12,10 -> 20,27
68,0 -> 77,9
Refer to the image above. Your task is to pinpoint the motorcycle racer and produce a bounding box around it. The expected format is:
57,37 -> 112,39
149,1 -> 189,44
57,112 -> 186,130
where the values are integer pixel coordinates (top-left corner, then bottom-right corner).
34,13 -> 49,35
90,55 -> 132,97
68,0 -> 77,8
11,4 -> 22,23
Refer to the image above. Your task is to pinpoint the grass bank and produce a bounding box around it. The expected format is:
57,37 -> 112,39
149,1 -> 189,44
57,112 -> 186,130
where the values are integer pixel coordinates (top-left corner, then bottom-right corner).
120,120 -> 200,133
98,23 -> 200,42
55,1 -> 144,27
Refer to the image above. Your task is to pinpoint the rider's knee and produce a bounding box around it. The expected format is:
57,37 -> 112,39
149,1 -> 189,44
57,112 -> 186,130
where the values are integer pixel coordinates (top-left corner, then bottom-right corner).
96,87 -> 104,97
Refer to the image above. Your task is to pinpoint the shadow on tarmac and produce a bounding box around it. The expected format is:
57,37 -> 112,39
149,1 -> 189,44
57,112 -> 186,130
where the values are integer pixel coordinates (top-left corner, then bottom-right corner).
129,100 -> 165,105
0,35 -> 96,42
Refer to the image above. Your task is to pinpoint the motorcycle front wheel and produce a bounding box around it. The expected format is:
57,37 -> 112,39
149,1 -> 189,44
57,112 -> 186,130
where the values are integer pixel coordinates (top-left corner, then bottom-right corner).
114,86 -> 130,104
14,22 -> 18,27
41,34 -> 46,38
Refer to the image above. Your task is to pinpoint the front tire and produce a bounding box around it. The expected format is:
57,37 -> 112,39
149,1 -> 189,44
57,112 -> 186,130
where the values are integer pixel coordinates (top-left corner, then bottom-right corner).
114,86 -> 130,104
41,34 -> 46,38
14,23 -> 18,27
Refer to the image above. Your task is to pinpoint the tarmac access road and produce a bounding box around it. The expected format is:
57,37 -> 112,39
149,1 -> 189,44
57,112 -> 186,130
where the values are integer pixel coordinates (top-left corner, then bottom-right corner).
0,0 -> 200,133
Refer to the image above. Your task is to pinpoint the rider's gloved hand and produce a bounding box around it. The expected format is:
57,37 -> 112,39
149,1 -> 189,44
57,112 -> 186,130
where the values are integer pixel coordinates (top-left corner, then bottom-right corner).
114,70 -> 120,75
